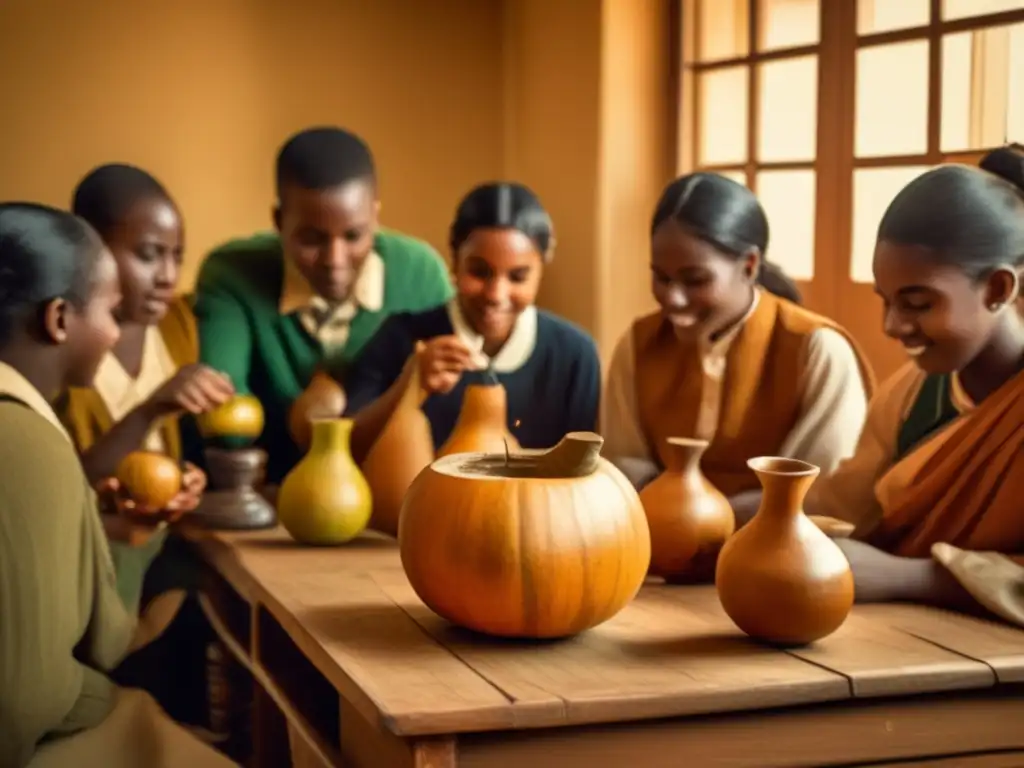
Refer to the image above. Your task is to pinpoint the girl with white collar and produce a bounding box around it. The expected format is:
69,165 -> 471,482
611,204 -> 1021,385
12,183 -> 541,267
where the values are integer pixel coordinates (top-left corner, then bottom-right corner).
345,182 -> 600,458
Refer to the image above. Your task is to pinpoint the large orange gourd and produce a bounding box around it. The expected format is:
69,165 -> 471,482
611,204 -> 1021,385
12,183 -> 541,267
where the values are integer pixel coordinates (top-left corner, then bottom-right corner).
436,381 -> 519,457
639,437 -> 734,583
715,456 -> 854,646
361,353 -> 434,537
399,432 -> 651,639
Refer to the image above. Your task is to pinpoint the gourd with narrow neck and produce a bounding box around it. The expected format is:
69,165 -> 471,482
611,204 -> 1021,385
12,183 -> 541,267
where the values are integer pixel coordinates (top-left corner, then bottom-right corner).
361,357 -> 433,537
640,437 -> 734,582
310,417 -> 353,453
276,417 -> 372,546
715,456 -> 854,646
437,382 -> 520,457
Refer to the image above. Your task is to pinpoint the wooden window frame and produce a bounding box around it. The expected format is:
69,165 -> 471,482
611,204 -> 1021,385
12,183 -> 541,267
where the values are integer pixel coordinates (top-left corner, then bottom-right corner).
675,0 -> 1024,310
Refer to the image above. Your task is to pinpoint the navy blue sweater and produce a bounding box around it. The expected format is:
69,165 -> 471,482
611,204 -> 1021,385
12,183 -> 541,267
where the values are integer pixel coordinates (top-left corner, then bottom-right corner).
344,305 -> 601,450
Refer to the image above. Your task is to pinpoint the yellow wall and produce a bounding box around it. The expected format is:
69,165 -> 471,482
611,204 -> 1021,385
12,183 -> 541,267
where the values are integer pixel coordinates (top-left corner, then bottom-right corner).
0,0 -> 673,355
0,0 -> 505,288
503,0 -> 672,357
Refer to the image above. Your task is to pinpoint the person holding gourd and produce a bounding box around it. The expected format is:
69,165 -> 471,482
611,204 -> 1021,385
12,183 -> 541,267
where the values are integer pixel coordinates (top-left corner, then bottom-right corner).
0,202 -> 236,767
345,181 -> 601,461
754,146 -> 1024,625
602,172 -> 875,495
192,127 -> 454,485
60,163 -> 235,732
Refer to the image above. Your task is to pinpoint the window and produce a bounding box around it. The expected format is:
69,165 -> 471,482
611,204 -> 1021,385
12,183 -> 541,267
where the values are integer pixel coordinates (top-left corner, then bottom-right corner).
678,0 -> 1024,376
682,0 -> 822,282
679,0 -> 1024,285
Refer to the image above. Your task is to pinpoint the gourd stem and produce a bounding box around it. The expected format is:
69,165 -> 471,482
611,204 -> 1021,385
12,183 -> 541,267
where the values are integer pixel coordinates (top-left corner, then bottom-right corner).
532,432 -> 604,478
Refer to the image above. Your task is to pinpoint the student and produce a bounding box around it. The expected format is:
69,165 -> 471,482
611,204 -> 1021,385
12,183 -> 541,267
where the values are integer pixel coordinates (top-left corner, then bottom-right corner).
791,147 -> 1024,624
0,202 -> 235,767
603,172 -> 874,495
346,181 -> 600,457
65,163 -> 233,486
193,126 -> 454,484
63,163 -> 234,730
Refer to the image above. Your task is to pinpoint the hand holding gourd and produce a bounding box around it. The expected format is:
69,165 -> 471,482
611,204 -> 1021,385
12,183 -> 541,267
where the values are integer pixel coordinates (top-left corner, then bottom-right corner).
145,364 -> 235,417
417,335 -> 477,395
97,460 -> 206,522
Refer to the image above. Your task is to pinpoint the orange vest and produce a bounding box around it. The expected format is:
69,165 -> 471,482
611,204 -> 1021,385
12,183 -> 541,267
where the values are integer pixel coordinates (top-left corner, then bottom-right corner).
632,292 -> 874,496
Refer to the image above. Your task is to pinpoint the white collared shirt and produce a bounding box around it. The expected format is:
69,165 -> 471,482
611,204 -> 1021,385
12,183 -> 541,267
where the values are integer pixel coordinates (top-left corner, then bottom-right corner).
279,250 -> 386,353
445,300 -> 538,373
92,327 -> 177,453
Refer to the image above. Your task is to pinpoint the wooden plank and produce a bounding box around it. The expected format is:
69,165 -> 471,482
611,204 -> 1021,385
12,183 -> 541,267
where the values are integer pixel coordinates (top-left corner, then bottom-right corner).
456,690 -> 1024,768
858,604 -> 1024,683
189,526 -> 401,578
371,572 -> 850,730
858,752 -> 1024,768
253,569 -> 519,737
668,589 -> 995,697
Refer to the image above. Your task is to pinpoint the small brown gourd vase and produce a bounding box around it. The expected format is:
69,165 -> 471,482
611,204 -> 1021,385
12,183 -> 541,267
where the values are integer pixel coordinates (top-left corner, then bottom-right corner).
361,354 -> 435,537
288,370 -> 347,451
639,437 -> 735,584
436,382 -> 520,458
715,456 -> 854,646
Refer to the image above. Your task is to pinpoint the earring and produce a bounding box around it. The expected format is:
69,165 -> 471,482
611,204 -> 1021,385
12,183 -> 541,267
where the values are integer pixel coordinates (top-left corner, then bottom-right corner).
989,301 -> 1005,312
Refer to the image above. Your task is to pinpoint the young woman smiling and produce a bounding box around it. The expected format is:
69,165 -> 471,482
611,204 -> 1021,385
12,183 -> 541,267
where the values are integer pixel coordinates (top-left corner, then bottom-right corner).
788,145 -> 1024,624
603,172 -> 875,495
346,181 -> 601,460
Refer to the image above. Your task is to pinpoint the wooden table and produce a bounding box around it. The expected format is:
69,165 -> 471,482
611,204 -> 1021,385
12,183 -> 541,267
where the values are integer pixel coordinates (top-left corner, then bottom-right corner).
185,525 -> 1024,768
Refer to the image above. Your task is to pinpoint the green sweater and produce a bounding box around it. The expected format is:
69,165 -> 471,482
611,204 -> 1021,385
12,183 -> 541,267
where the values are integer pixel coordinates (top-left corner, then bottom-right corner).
0,401 -> 144,768
192,229 -> 453,484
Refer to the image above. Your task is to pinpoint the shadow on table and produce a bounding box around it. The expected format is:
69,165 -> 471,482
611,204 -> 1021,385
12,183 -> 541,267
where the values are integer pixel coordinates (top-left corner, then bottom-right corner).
236,532 -> 397,552
296,602 -> 759,661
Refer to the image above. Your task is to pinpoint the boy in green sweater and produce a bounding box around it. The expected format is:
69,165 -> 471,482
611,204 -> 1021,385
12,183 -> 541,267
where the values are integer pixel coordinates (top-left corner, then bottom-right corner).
193,127 -> 453,483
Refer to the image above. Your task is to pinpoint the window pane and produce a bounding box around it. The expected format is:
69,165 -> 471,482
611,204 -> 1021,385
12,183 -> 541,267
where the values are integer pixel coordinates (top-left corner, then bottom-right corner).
718,170 -> 749,187
698,67 -> 749,165
855,41 -> 930,158
858,0 -> 930,35
850,166 -> 931,283
758,0 -> 820,51
943,0 -> 1024,21
758,55 -> 818,162
941,23 -> 1024,152
698,0 -> 749,62
756,170 -> 816,281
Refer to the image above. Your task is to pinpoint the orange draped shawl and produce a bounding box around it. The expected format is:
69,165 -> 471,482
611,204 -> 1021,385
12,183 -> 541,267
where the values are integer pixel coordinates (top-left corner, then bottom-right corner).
870,369 -> 1024,560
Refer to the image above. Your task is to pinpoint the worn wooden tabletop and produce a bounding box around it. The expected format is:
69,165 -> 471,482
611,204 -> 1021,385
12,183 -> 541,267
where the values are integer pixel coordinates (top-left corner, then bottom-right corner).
185,525 -> 1024,739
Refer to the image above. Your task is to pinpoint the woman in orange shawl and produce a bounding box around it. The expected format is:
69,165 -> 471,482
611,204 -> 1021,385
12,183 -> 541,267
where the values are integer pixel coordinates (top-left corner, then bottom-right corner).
798,146 -> 1024,625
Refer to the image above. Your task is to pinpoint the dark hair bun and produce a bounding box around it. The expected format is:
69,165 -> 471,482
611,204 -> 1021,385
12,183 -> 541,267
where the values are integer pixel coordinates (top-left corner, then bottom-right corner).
980,144 -> 1024,192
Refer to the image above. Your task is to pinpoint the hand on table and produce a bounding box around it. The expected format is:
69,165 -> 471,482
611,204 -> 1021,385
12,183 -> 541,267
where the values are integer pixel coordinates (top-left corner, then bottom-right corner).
833,538 -> 923,604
